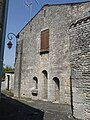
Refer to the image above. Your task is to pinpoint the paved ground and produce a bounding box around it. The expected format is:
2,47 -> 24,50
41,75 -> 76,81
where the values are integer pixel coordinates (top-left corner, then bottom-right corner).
0,94 -> 44,120
0,92 -> 79,120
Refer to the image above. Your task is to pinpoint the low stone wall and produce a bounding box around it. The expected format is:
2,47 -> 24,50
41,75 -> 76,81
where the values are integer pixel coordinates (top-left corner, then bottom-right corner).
1,72 -> 14,93
1,80 -> 6,91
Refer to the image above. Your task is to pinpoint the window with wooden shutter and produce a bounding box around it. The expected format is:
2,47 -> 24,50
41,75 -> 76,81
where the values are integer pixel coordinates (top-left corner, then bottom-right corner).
40,29 -> 49,54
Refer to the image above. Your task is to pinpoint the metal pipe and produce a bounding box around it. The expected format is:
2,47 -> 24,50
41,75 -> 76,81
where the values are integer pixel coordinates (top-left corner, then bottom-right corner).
0,0 -> 9,99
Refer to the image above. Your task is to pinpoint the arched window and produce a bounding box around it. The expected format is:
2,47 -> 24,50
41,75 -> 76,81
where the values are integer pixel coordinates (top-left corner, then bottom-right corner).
53,77 -> 60,102
42,70 -> 48,79
42,70 -> 48,99
33,77 -> 38,89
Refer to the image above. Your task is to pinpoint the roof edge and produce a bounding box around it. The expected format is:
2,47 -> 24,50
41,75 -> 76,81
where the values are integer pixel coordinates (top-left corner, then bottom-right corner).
17,1 -> 90,35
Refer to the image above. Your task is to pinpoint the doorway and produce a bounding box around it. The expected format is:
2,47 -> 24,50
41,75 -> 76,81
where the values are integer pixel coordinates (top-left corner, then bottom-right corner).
7,75 -> 10,90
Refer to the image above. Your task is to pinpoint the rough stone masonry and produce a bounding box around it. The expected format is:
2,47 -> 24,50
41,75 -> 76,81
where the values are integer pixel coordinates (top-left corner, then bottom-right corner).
14,1 -> 90,120
69,16 -> 90,120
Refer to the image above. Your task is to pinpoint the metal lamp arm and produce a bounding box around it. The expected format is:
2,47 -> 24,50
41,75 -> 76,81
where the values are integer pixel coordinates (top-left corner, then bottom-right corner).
7,33 -> 17,41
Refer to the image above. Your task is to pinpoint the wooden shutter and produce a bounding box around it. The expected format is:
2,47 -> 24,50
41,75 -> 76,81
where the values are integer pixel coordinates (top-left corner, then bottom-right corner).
41,29 -> 49,51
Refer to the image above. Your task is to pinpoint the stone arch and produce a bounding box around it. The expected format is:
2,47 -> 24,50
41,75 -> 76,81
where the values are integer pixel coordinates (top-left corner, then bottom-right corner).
53,77 -> 60,102
33,76 -> 38,89
42,70 -> 48,99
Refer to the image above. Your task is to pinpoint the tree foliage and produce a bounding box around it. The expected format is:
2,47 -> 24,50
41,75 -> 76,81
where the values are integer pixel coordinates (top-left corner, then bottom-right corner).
2,65 -> 14,80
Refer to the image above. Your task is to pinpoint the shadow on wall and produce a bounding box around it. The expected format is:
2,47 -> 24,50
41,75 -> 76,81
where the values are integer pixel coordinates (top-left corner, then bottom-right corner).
0,94 -> 44,120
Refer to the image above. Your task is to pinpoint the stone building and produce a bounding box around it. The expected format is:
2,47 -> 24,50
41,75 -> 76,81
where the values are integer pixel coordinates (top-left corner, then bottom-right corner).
14,1 -> 90,120
0,0 -> 9,99
1,72 -> 14,93
69,16 -> 90,120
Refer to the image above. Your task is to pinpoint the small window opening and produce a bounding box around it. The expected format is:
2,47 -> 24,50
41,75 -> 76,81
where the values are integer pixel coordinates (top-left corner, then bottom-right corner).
33,77 -> 38,89
44,10 -> 46,17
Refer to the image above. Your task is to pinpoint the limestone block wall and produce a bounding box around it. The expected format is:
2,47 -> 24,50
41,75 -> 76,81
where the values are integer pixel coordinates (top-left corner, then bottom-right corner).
14,36 -> 23,97
69,17 -> 90,120
5,72 -> 14,92
18,5 -> 72,104
1,72 -> 14,93
1,80 -> 6,91
14,1 -> 90,106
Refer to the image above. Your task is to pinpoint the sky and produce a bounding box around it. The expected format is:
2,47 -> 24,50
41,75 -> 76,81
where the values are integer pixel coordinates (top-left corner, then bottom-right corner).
4,0 -> 87,67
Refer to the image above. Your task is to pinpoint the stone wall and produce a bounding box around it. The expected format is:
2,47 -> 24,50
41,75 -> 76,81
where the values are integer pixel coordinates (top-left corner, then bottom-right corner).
69,17 -> 90,120
15,1 -> 90,101
14,36 -> 23,97
15,4 -> 72,104
1,80 -> 6,91
1,72 -> 14,93
14,1 -> 90,119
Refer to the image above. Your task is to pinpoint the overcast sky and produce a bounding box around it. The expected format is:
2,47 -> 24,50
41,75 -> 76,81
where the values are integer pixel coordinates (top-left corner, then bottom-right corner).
4,0 -> 87,67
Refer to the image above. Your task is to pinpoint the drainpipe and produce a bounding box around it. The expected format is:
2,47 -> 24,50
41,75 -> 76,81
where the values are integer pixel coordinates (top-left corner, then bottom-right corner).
0,0 -> 9,99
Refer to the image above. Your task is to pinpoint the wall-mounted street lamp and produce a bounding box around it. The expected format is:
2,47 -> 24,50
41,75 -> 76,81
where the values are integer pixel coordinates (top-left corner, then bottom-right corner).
7,33 -> 19,49
7,32 -> 21,97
